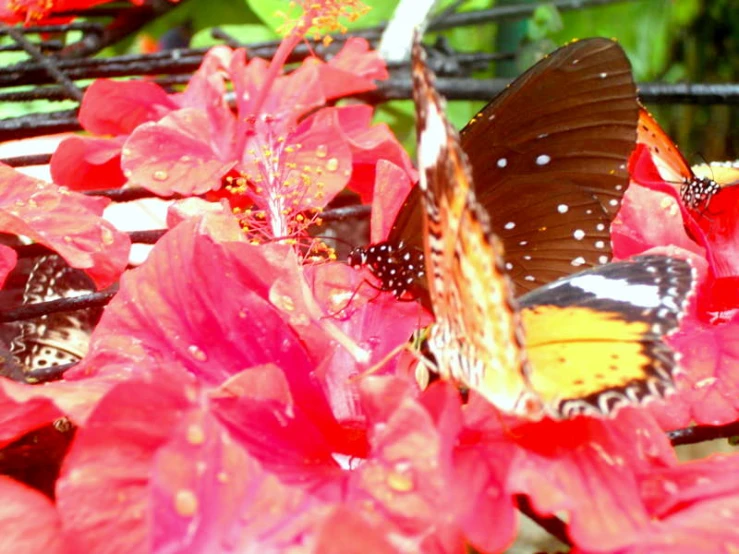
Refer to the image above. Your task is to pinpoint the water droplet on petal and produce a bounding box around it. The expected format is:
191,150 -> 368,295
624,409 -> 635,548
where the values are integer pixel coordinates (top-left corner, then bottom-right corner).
174,489 -> 198,517
153,170 -> 169,181
271,293 -> 295,312
326,157 -> 339,172
217,471 -> 229,484
101,227 -> 114,245
315,144 -> 328,158
186,423 -> 205,445
387,463 -> 414,492
188,345 -> 207,362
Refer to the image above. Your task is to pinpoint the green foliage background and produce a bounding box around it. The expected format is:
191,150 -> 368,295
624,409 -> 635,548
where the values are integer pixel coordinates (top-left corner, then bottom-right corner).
1,0 -> 736,161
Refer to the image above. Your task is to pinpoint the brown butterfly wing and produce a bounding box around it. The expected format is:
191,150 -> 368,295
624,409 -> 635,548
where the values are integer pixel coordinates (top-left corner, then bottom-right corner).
462,38 -> 638,292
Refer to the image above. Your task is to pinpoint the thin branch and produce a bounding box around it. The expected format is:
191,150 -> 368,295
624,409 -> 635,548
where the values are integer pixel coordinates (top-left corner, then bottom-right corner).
516,495 -> 571,547
319,205 -> 371,222
668,421 -> 739,446
1,153 -> 52,167
428,0 -> 634,30
3,25 -> 83,101
0,290 -> 117,323
24,362 -> 77,384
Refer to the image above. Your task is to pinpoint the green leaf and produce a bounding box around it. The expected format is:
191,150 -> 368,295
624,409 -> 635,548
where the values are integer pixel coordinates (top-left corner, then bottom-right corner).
191,24 -> 278,49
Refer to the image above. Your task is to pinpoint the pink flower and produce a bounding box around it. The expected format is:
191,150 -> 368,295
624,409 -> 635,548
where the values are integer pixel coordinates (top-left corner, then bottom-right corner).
0,163 -> 130,288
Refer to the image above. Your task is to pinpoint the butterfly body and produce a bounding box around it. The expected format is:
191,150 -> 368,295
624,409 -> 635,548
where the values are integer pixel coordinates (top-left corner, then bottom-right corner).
637,108 -> 721,213
408,37 -> 695,420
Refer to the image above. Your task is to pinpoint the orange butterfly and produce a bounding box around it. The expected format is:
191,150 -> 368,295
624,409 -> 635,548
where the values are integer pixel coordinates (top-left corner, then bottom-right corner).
411,38 -> 695,419
637,108 -> 722,213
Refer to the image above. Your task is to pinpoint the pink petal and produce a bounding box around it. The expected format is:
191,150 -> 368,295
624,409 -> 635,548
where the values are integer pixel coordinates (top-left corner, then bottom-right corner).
56,379 -> 192,554
651,311 -> 739,428
209,365 -> 356,492
575,455 -> 739,553
0,244 -> 17,289
335,105 -> 417,202
122,108 -> 236,196
235,54 -> 326,125
276,108 -> 353,210
79,79 -> 177,136
492,406 -> 676,552
370,160 -> 414,243
0,164 -> 130,289
0,379 -> 64,448
50,136 -> 126,191
312,508 -> 398,554
0,476 -> 65,554
326,37 -> 389,83
151,407 -> 328,552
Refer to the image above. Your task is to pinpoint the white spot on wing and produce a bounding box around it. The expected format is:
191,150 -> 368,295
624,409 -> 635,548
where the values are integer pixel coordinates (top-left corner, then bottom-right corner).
497,158 -> 508,168
536,154 -> 551,166
555,274 -> 664,308
573,229 -> 585,240
504,221 -> 515,230
558,204 -> 569,214
417,99 -> 447,193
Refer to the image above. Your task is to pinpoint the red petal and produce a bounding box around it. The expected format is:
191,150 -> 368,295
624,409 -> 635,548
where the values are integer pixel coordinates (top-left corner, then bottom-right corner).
693,184 -> 739,278
326,37 -> 389,83
0,379 -> 64,448
50,136 -> 126,191
209,364 -> 356,492
335,105 -> 417,202
0,244 -> 17,289
312,508 -> 397,554
122,109 -> 236,196
274,108 -> 353,210
0,164 -> 130,289
151,407 -> 328,552
370,160 -> 414,243
651,311 -> 739,428
56,379 -> 192,554
0,476 -> 65,553
472,405 -> 677,552
79,79 -> 177,136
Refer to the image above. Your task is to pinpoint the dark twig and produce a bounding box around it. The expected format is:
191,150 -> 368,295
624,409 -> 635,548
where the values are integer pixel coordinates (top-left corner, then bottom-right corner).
3,25 -> 84,102
1,153 -> 53,167
319,205 -> 371,222
24,362 -> 78,384
0,290 -> 117,323
668,421 -> 739,446
428,0 -> 633,30
83,187 -> 169,202
516,495 -> 571,547
128,229 -> 167,244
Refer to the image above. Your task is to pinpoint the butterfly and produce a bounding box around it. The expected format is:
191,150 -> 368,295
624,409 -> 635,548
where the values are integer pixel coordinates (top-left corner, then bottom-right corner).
636,107 -> 722,215
10,255 -> 101,380
349,37 -> 640,307
692,160 -> 739,187
411,36 -> 695,419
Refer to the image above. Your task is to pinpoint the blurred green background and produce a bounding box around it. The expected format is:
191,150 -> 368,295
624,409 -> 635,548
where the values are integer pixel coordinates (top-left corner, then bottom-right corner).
158,0 -> 739,163
1,0 -> 737,163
